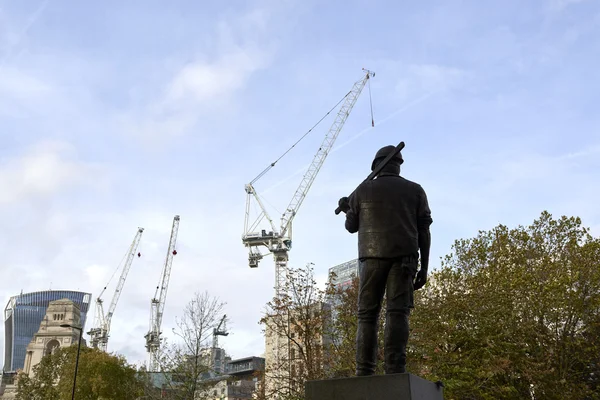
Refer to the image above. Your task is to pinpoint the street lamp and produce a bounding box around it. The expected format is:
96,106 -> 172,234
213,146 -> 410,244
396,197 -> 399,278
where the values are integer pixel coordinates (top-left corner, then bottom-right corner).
60,323 -> 83,400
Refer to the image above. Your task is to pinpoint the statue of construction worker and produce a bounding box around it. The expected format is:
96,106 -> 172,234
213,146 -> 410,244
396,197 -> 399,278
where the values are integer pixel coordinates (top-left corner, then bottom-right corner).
338,145 -> 433,376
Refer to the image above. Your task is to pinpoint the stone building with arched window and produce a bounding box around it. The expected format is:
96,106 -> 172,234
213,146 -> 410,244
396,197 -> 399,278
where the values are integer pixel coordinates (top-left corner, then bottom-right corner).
22,299 -> 85,378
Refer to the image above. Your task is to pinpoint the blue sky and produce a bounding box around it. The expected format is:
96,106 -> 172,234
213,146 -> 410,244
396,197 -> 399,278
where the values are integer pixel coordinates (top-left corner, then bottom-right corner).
1,0 -> 599,367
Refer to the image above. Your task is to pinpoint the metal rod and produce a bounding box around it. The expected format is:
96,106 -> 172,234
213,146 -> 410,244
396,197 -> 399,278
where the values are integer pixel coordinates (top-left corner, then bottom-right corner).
334,141 -> 405,214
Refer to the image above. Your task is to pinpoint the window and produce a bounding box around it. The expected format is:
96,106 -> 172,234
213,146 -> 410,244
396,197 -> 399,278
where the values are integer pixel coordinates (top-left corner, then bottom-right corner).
45,340 -> 60,356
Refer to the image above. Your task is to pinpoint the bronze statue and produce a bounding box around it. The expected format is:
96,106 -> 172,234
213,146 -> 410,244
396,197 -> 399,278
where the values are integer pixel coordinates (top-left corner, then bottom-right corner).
338,144 -> 432,376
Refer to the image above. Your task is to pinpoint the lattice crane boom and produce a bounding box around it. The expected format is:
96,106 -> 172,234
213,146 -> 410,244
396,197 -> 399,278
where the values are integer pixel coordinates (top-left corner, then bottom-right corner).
242,69 -> 375,286
241,70 -> 374,400
88,227 -> 144,352
280,71 -> 373,238
145,215 -> 180,372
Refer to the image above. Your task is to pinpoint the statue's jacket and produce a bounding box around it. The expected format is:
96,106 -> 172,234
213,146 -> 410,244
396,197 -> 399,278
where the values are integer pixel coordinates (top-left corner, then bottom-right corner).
345,172 -> 433,260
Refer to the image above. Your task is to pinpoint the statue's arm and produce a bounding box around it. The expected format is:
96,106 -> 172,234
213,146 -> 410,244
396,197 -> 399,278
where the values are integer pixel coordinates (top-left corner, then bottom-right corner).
417,186 -> 433,270
344,192 -> 359,233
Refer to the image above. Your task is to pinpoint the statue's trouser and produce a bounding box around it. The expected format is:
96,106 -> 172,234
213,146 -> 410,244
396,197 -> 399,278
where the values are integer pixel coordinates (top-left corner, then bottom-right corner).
356,255 -> 417,376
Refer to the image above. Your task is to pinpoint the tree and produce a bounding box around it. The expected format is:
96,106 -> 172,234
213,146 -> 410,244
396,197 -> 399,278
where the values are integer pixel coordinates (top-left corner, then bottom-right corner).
148,291 -> 227,400
259,263 -> 331,400
16,345 -> 143,400
408,211 -> 600,400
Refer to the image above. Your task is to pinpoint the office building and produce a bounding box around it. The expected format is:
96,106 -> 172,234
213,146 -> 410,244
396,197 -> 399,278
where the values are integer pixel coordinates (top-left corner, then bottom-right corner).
328,259 -> 360,289
263,302 -> 332,398
3,290 -> 91,372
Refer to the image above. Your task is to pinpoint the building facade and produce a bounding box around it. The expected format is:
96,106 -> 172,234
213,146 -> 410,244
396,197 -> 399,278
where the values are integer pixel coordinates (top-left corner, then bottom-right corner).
197,356 -> 265,400
263,302 -> 332,398
3,290 -> 91,372
328,259 -> 359,289
145,356 -> 265,399
200,346 -> 230,376
23,299 -> 84,377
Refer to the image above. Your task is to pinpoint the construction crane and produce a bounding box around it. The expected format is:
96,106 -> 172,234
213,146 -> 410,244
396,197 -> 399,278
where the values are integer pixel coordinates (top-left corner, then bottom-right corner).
87,227 -> 144,352
211,315 -> 229,375
145,215 -> 180,372
243,70 -> 374,398
242,69 -> 375,297
213,314 -> 229,349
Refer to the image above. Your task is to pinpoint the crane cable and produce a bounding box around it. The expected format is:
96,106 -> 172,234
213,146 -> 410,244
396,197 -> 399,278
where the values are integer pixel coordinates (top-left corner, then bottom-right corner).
99,249 -> 128,299
249,90 -> 352,186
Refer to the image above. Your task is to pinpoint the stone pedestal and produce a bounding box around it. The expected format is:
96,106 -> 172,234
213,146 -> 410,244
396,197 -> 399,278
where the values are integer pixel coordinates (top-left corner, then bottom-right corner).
305,373 -> 444,400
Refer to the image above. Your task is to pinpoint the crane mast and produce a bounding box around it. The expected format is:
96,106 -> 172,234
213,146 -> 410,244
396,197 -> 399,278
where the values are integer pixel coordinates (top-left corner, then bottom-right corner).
242,70 -> 374,400
210,315 -> 229,375
87,227 -> 144,352
242,69 -> 375,297
145,215 -> 180,372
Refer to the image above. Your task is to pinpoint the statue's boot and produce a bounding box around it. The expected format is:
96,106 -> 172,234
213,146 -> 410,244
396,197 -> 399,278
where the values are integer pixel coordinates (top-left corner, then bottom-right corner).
356,319 -> 378,376
384,308 -> 409,374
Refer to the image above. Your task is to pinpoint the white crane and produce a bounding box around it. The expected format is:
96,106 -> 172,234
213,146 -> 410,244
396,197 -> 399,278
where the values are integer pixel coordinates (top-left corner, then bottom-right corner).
87,227 -> 144,352
145,215 -> 180,372
242,69 -> 375,297
243,70 -> 374,398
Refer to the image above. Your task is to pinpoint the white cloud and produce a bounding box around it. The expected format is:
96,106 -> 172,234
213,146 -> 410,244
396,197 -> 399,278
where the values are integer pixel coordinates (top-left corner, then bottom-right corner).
120,8 -> 275,143
165,50 -> 265,106
0,140 -> 103,205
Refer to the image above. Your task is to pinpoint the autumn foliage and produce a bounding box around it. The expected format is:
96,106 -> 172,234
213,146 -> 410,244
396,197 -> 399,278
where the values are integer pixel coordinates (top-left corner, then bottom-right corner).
409,211 -> 600,399
16,345 -> 143,400
261,211 -> 600,400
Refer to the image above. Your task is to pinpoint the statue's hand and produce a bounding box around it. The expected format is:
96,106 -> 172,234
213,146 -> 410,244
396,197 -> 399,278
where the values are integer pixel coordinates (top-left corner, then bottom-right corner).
414,269 -> 428,290
338,197 -> 350,213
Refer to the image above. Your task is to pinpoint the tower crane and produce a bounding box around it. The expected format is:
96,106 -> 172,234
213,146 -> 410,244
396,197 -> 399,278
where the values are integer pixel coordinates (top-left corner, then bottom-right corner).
87,227 -> 144,352
145,215 -> 180,372
242,69 -> 375,297
211,315 -> 229,374
243,70 -> 374,398
212,314 -> 229,349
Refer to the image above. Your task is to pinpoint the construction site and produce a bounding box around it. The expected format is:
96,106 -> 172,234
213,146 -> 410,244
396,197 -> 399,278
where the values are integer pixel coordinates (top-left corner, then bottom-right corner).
2,0 -> 599,398
1,69 -> 376,399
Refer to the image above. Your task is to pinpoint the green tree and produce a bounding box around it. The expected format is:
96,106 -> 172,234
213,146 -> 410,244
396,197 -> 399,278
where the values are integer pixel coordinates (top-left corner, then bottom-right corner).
16,345 -> 143,400
409,211 -> 600,400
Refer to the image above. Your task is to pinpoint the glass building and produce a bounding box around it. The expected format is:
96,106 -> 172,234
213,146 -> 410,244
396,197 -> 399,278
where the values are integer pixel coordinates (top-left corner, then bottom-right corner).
328,259 -> 360,289
3,290 -> 92,372
327,259 -> 360,317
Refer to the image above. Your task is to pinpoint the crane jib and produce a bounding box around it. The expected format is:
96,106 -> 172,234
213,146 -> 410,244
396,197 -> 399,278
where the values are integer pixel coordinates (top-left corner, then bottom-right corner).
242,69 -> 375,273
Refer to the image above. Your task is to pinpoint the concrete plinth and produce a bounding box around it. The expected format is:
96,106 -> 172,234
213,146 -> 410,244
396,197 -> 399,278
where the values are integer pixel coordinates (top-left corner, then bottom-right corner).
305,373 -> 444,400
